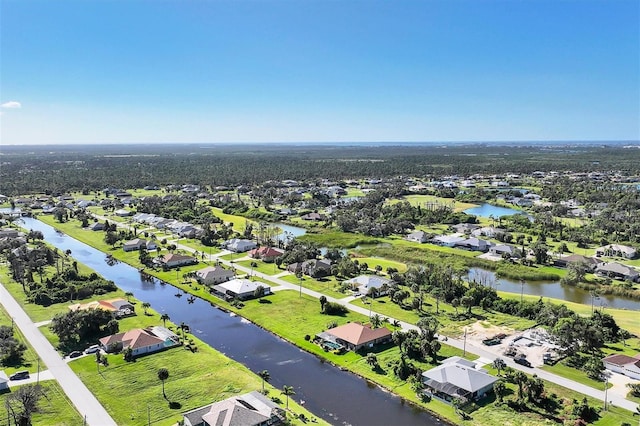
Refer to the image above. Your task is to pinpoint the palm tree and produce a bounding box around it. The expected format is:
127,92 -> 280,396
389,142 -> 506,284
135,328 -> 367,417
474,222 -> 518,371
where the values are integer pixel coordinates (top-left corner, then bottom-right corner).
493,358 -> 506,376
125,291 -> 134,303
494,380 -> 507,403
160,313 -> 170,327
514,371 -> 528,402
281,385 -> 295,410
258,370 -> 270,393
366,353 -> 378,369
157,368 -> 169,399
141,302 -> 151,315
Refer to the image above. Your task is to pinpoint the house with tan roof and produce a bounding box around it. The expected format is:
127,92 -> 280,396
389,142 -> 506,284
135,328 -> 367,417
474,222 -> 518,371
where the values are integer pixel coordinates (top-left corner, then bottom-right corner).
316,322 -> 392,352
68,298 -> 135,318
157,253 -> 197,269
99,326 -> 180,357
195,266 -> 235,286
602,353 -> 640,380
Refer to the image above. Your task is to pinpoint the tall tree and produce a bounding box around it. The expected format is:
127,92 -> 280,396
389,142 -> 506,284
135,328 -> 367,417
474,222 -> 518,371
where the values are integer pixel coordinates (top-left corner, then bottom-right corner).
281,385 -> 295,410
258,370 -> 270,393
157,368 -> 169,399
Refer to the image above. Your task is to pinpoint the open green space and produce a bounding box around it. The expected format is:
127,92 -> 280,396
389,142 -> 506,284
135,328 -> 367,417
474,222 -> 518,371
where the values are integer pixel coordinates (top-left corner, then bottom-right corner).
349,256 -> 408,273
210,207 -> 256,232
0,304 -> 46,375
236,259 -> 281,276
541,362 -> 612,391
279,274 -> 347,299
0,381 -> 83,426
69,336 -> 322,426
390,194 -> 479,212
298,230 -> 383,248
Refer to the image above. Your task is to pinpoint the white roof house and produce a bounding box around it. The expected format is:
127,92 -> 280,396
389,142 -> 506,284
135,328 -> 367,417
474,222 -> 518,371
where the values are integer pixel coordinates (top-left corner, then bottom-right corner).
182,391 -> 284,426
213,279 -> 271,300
595,244 -> 637,259
422,357 -> 498,402
345,275 -> 392,296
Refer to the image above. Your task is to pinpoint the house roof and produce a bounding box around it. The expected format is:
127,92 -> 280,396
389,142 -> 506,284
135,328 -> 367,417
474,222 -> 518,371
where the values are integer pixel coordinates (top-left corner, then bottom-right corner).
196,266 -> 234,280
596,262 -> 638,276
596,244 -> 637,255
603,353 -> 640,368
184,391 -> 280,426
422,356 -> 498,393
161,253 -> 196,263
214,279 -> 270,295
68,298 -> 130,312
325,322 -> 391,346
559,254 -> 599,265
345,275 -> 391,289
99,328 -> 165,351
124,238 -> 146,246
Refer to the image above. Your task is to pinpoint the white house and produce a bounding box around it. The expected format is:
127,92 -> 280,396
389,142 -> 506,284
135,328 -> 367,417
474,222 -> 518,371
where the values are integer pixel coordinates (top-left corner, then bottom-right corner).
182,391 -> 284,426
223,238 -> 257,253
432,234 -> 466,247
422,357 -> 498,403
123,238 -> 148,252
345,275 -> 392,297
406,230 -> 429,243
602,353 -> 640,380
213,279 -> 271,300
595,244 -> 637,259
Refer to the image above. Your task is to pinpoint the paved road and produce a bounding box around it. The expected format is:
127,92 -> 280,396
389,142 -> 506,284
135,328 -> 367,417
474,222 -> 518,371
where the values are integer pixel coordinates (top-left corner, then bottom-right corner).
0,284 -> 117,426
99,215 -> 640,414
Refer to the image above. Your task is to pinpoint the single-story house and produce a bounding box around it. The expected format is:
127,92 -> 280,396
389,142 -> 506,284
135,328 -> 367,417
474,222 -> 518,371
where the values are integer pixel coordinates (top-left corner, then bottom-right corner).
0,371 -> 9,391
123,238 -> 148,252
248,246 -> 285,262
0,229 -> 20,239
316,322 -> 392,352
450,223 -> 480,234
287,259 -> 332,278
595,244 -> 637,259
223,238 -> 258,253
86,222 -> 106,231
158,253 -> 198,269
182,391 -> 285,426
431,235 -> 466,247
455,237 -> 492,252
99,326 -> 180,357
602,353 -> 640,380
69,298 -> 135,318
471,227 -> 505,238
301,212 -> 326,221
490,244 -> 517,257
195,266 -> 235,286
554,254 -> 600,271
212,279 -> 271,300
406,230 -> 429,243
422,356 -> 498,403
114,209 -> 132,217
345,275 -> 392,297
595,262 -> 639,282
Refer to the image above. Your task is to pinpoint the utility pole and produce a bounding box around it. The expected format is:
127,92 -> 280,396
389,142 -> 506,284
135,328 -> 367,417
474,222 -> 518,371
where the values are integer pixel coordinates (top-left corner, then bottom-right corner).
604,376 -> 608,411
463,328 -> 467,357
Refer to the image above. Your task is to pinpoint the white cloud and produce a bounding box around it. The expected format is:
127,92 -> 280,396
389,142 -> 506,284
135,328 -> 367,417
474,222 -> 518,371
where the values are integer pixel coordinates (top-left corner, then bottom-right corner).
1,101 -> 22,109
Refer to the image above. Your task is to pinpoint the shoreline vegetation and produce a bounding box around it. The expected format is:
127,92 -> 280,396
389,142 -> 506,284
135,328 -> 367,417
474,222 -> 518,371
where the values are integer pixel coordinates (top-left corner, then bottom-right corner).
25,214 -> 639,425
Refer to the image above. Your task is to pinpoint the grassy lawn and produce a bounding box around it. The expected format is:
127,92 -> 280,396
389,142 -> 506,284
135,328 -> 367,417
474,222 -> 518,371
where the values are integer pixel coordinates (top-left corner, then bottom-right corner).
350,294 -> 536,337
210,207 -> 256,232
298,230 -> 383,248
68,337 -> 322,426
279,274 -> 347,299
541,362 -> 612,390
497,291 -> 640,336
0,381 -> 83,425
236,259 -> 281,276
348,256 -> 408,273
175,238 -> 221,257
389,194 -> 478,212
0,304 -> 46,375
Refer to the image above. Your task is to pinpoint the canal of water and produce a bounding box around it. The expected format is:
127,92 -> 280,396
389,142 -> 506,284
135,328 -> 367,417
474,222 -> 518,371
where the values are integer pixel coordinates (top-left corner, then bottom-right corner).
17,217 -> 441,426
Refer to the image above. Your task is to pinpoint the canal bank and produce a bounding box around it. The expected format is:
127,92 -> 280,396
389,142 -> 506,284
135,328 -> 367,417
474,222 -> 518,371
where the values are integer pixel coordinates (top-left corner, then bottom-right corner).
17,216 -> 444,426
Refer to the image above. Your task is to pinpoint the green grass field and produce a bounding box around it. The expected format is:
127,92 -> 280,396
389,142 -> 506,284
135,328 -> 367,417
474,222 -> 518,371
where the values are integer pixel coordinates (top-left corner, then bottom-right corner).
388,194 -> 479,212
236,259 -> 281,276
279,274 -> 347,299
0,381 -> 83,426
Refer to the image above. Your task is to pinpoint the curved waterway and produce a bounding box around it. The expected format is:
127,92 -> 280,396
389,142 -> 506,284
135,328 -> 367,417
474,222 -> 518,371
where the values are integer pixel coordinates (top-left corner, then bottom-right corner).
467,268 -> 640,311
18,217 -> 440,426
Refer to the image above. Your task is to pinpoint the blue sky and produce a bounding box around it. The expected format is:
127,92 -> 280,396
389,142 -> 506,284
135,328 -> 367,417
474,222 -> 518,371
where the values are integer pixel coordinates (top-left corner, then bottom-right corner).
1,0 -> 638,145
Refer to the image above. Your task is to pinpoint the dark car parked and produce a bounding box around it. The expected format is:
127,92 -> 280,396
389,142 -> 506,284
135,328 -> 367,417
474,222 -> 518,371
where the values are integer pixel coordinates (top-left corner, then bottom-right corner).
68,351 -> 83,358
9,370 -> 30,380
514,357 -> 532,367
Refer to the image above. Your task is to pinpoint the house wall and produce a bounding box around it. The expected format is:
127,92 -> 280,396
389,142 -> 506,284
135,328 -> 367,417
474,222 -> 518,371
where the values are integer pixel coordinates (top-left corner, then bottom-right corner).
622,365 -> 640,380
604,362 -> 625,375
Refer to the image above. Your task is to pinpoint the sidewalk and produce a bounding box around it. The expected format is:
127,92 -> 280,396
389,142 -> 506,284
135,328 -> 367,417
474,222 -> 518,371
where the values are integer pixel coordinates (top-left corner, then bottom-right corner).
0,284 -> 117,426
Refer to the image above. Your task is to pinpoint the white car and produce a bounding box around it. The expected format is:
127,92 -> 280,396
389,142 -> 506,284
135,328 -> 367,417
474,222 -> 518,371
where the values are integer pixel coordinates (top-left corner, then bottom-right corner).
84,345 -> 100,354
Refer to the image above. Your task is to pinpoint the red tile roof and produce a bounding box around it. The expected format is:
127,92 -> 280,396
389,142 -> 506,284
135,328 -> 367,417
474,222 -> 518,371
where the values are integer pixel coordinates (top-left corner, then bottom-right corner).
326,322 -> 391,346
